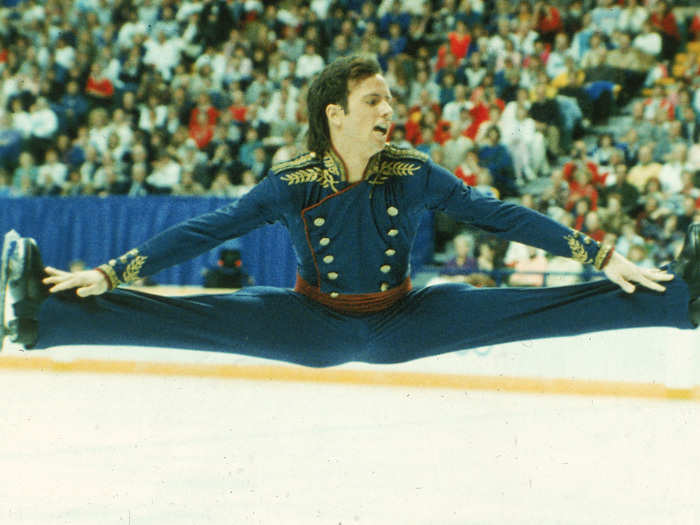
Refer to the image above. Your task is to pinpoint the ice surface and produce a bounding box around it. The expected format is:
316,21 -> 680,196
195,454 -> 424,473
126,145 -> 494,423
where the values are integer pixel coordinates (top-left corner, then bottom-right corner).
1,368 -> 698,525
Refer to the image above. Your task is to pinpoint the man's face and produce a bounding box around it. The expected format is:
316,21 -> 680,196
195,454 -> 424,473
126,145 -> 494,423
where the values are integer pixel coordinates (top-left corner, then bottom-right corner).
332,74 -> 393,156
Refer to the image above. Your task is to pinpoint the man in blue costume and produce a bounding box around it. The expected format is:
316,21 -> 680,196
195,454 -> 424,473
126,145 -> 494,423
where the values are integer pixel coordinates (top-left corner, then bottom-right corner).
3,56 -> 699,366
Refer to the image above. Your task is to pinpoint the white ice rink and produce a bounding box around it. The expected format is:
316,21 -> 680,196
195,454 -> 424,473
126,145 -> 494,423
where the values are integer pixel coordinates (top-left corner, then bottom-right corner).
1,348 -> 699,525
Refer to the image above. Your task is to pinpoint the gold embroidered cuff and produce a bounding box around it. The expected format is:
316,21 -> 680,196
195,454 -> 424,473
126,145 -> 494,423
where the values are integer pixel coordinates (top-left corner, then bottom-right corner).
564,231 -> 594,265
121,252 -> 148,284
594,244 -> 614,270
96,264 -> 119,290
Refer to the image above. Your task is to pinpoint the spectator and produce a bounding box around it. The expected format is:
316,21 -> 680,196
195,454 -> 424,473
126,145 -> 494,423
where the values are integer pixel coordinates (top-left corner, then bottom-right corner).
615,221 -> 644,257
676,196 -> 698,234
534,1 -> 563,45
442,122 -> 473,172
546,255 -> 584,285
58,80 -> 89,136
600,163 -> 640,216
541,168 -> 570,211
231,169 -> 258,198
37,148 -> 68,194
628,144 -> 662,192
238,127 -> 263,169
84,62 -> 115,107
454,148 -> 485,187
648,0 -> 680,62
61,169 -> 86,196
0,169 -> 14,197
509,245 -> 548,287
248,146 -> 269,180
566,161 -> 600,211
658,144 -> 690,196
295,43 -> 325,82
143,30 -> 182,81
633,20 -> 662,58
617,0 -> 648,35
500,104 -> 548,182
583,210 -> 606,242
529,81 -> 564,157
172,169 -> 206,196
147,150 -> 181,193
26,98 -> 59,160
627,243 -> 654,269
477,125 -> 517,197
126,163 -> 150,197
0,113 -> 22,170
440,233 -> 478,282
475,240 -> 497,275
208,170 -> 237,197
591,0 -> 620,37
599,193 -> 627,234
12,151 -> 38,194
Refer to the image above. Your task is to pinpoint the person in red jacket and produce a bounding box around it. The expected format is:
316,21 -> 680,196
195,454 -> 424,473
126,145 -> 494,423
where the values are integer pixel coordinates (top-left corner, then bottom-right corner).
649,0 -> 680,62
84,62 -> 114,107
534,2 -> 563,46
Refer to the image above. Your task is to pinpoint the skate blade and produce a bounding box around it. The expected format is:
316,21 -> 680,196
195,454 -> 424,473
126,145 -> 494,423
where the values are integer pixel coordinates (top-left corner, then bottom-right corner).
1,230 -> 23,352
1,278 -> 20,352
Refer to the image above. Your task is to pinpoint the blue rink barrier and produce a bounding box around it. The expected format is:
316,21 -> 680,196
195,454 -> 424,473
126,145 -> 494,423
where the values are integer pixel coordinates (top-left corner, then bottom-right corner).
0,196 -> 434,286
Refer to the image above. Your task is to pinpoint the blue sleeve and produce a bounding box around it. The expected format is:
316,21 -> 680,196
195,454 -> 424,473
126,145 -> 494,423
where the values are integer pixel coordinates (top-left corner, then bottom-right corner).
422,160 -> 608,266
97,175 -> 286,287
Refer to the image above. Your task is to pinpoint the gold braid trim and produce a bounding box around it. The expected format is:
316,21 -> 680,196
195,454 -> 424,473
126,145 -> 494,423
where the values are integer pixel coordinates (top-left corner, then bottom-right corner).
122,253 -> 148,284
280,167 -> 339,192
280,168 -> 322,185
271,152 -> 317,173
594,244 -> 613,270
96,264 -> 119,289
382,144 -> 429,162
98,248 -> 149,287
565,232 -> 594,265
369,161 -> 421,185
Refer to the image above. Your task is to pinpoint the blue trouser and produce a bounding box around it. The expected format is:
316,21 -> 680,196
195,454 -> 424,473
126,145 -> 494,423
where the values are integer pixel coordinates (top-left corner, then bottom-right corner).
34,276 -> 694,368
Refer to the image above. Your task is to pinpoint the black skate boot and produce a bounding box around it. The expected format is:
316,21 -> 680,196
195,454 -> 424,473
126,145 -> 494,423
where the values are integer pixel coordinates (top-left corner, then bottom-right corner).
1,230 -> 49,349
669,223 -> 700,326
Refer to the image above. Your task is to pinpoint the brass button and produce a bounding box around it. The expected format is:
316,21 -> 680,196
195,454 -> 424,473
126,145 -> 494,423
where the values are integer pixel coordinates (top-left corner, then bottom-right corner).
380,264 -> 391,273
385,248 -> 396,256
387,229 -> 399,237
330,292 -> 339,298
387,206 -> 399,216
328,272 -> 339,280
323,255 -> 334,264
319,237 -> 330,246
313,217 -> 325,227
380,282 -> 390,291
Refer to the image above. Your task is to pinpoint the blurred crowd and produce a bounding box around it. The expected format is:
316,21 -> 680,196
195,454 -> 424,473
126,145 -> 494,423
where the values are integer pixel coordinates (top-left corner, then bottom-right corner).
0,0 -> 699,285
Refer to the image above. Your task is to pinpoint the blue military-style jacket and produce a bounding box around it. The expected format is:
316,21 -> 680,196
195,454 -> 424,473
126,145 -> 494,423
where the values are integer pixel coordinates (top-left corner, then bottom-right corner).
98,145 -> 610,297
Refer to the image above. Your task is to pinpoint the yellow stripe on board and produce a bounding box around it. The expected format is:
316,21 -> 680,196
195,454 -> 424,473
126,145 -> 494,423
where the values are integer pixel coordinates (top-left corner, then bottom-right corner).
0,355 -> 698,401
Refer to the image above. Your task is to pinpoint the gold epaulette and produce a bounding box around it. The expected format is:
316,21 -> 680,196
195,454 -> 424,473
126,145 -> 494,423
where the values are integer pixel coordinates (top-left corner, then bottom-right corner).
381,144 -> 429,163
368,146 -> 427,186
270,151 -> 320,176
275,151 -> 342,192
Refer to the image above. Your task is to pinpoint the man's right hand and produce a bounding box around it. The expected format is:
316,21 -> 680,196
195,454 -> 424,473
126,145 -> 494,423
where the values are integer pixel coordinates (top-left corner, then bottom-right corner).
43,267 -> 110,297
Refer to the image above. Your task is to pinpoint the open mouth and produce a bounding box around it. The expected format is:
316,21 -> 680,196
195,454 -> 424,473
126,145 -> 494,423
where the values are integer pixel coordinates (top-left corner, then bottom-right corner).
373,124 -> 388,136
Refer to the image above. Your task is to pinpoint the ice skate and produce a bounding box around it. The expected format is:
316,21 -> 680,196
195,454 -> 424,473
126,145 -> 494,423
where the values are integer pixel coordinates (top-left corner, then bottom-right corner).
0,230 -> 48,349
669,223 -> 700,325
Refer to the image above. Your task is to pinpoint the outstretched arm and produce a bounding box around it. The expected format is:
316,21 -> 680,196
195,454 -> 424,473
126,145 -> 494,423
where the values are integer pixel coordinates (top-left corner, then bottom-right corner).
42,174 -> 287,296
424,161 -> 674,293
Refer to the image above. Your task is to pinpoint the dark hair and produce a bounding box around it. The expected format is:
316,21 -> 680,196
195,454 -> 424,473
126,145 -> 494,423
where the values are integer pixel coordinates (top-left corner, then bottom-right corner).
306,55 -> 381,156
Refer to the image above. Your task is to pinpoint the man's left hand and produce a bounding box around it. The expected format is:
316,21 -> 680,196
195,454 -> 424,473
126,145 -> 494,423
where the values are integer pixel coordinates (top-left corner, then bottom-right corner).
603,251 -> 674,294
